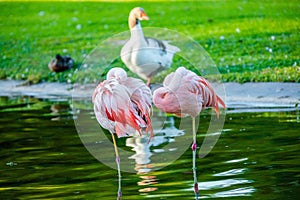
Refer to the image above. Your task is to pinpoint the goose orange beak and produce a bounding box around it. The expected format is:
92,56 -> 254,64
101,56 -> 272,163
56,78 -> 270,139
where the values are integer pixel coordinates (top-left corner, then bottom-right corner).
141,11 -> 149,20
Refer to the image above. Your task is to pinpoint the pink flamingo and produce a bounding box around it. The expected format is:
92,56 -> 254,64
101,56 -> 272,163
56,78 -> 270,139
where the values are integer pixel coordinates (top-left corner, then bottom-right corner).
92,67 -> 153,199
153,66 -> 226,199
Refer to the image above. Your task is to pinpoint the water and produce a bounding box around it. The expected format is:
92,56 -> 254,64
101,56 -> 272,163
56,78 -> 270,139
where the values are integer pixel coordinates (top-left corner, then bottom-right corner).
0,96 -> 299,199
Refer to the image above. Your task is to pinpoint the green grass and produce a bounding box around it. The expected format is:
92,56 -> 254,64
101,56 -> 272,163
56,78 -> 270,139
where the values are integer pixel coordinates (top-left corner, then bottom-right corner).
0,0 -> 299,83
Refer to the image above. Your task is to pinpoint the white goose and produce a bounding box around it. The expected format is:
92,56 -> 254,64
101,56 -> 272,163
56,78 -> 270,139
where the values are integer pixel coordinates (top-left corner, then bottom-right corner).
121,7 -> 180,86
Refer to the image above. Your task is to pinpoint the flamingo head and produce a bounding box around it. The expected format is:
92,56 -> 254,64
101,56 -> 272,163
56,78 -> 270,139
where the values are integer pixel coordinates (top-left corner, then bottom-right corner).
153,87 -> 184,117
153,67 -> 203,118
107,67 -> 127,83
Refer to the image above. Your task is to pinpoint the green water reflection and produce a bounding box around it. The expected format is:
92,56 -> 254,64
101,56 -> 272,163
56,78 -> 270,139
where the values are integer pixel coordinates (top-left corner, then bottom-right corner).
0,96 -> 299,199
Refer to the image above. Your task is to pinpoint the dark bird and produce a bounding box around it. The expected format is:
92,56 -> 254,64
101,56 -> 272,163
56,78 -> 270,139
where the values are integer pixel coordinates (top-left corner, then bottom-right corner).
48,54 -> 74,72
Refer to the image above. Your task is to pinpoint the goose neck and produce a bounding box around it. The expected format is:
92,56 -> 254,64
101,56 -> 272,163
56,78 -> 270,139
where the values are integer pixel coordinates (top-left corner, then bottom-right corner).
130,22 -> 145,40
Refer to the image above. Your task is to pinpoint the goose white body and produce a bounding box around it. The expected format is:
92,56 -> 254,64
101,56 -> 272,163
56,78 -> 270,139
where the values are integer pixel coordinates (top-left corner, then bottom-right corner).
121,7 -> 180,85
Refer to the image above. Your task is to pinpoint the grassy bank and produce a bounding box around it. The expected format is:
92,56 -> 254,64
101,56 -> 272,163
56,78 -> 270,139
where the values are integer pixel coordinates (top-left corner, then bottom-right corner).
0,0 -> 299,83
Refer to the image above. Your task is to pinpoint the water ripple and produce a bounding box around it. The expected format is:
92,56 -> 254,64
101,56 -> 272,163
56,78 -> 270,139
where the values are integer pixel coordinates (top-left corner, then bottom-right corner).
213,168 -> 247,177
225,157 -> 248,164
198,178 -> 253,190
211,186 -> 256,198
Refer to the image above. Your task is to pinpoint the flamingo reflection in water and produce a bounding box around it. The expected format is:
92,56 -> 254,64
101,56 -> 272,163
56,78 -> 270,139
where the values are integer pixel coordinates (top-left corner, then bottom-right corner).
153,67 -> 226,199
126,115 -> 184,193
92,67 -> 153,199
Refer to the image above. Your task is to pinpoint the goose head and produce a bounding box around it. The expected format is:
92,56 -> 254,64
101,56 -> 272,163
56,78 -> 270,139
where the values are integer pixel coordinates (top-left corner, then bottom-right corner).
128,7 -> 149,29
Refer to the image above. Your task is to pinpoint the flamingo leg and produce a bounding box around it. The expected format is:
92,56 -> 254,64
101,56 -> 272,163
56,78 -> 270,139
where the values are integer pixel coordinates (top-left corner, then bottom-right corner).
112,134 -> 122,200
191,117 -> 200,199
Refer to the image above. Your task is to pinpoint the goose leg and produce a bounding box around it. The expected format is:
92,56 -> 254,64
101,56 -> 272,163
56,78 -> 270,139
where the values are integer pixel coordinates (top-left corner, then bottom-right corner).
146,77 -> 152,87
112,134 -> 122,200
191,117 -> 200,199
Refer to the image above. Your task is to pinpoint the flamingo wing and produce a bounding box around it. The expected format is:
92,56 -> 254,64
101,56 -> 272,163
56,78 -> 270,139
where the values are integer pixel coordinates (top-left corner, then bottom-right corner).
176,67 -> 226,118
93,79 -> 143,137
125,77 -> 154,139
190,75 -> 226,118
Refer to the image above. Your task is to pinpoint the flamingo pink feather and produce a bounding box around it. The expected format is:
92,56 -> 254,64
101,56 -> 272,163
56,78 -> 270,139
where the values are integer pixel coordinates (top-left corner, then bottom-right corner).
93,68 -> 153,139
153,66 -> 226,118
